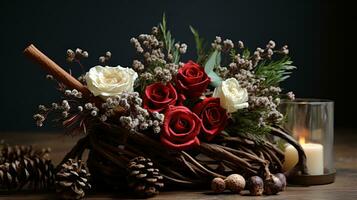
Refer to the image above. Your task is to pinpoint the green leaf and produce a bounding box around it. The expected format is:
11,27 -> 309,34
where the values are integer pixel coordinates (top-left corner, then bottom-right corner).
173,49 -> 180,64
161,13 -> 167,33
166,31 -> 172,53
205,50 -> 221,72
189,26 -> 208,64
207,71 -> 223,88
204,50 -> 222,87
190,26 -> 203,56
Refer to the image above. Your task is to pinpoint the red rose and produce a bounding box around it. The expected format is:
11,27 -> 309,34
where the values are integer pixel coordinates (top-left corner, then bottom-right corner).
161,106 -> 201,150
176,61 -> 210,98
143,82 -> 178,113
192,97 -> 228,141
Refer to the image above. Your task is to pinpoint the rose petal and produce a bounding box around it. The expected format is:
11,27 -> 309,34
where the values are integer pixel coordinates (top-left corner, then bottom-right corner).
160,136 -> 200,151
176,61 -> 211,98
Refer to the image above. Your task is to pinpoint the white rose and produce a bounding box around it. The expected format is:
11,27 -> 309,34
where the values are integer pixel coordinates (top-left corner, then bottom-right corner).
213,78 -> 249,113
85,65 -> 138,97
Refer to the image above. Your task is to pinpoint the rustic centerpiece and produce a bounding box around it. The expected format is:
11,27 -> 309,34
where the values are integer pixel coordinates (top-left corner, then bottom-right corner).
25,16 -> 307,199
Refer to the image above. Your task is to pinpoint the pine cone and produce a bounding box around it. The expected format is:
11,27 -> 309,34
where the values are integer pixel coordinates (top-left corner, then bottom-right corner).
127,157 -> 164,197
1,144 -> 33,163
0,144 -> 55,190
55,159 -> 91,200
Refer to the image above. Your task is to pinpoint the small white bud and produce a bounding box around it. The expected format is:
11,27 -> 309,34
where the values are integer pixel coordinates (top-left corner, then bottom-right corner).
82,51 -> 89,58
75,48 -> 82,55
105,51 -> 112,58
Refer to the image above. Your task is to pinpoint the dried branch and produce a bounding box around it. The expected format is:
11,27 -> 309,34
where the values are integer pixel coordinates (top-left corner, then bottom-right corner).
269,126 -> 308,176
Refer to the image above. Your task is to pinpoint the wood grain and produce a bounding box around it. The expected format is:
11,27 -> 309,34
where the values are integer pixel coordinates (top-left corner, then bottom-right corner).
0,129 -> 356,199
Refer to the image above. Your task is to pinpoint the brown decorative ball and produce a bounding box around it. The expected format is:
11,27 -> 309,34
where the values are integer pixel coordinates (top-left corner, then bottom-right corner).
274,173 -> 287,191
211,177 -> 226,193
225,174 -> 246,193
264,175 -> 282,195
247,176 -> 264,196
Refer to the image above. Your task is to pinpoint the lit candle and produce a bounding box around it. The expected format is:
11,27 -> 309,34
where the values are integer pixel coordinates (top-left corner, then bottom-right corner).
283,137 -> 324,175
300,137 -> 324,175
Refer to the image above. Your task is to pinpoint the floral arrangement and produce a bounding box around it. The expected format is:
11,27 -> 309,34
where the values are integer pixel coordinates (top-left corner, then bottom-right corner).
27,15 -> 307,199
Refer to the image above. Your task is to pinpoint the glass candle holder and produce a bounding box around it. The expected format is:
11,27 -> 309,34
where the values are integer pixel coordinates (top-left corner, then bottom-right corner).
279,98 -> 335,185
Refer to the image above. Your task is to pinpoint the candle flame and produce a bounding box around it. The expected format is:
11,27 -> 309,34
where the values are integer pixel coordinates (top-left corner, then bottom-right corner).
299,136 -> 306,144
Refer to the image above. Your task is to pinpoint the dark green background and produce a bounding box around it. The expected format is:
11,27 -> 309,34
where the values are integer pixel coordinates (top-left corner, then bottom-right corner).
0,0 -> 354,131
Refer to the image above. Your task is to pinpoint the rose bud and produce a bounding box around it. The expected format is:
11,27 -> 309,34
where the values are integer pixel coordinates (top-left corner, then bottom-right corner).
212,77 -> 248,113
176,61 -> 210,98
160,106 -> 202,151
192,97 -> 228,141
143,82 -> 178,113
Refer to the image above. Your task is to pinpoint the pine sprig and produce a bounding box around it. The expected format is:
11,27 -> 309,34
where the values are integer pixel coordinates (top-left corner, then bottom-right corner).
242,48 -> 250,59
227,110 -> 271,142
189,26 -> 206,64
255,56 -> 295,87
159,14 -> 180,64
229,49 -> 236,61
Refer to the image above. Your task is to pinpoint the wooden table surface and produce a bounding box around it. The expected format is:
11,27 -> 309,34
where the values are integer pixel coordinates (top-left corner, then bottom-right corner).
0,130 -> 356,199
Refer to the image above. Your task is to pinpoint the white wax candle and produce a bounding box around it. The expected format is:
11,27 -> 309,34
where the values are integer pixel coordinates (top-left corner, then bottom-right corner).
283,143 -> 324,175
301,143 -> 324,175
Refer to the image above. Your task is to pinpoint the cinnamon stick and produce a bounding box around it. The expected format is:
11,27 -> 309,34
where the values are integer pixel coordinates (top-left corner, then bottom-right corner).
24,44 -> 91,97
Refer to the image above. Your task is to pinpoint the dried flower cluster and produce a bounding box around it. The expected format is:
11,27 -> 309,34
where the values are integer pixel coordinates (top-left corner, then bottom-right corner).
66,48 -> 89,63
130,25 -> 186,86
33,90 -> 82,123
99,51 -> 112,64
101,92 -> 164,133
211,36 -> 235,52
34,85 -> 162,134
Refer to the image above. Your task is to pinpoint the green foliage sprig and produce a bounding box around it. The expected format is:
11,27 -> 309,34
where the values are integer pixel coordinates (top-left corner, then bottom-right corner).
189,26 -> 207,64
159,14 -> 180,64
255,56 -> 295,87
227,109 -> 272,142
